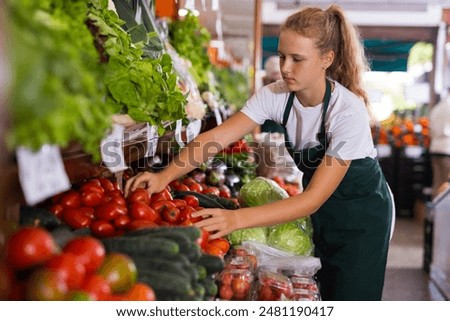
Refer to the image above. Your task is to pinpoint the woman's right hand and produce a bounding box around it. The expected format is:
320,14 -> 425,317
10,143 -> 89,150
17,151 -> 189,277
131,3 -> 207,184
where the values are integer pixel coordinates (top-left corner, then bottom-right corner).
124,171 -> 169,197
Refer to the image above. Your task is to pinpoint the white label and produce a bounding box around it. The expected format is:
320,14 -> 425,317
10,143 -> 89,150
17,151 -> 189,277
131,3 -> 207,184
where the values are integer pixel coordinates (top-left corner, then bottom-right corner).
101,124 -> 127,173
175,119 -> 185,147
16,145 -> 71,206
376,144 -> 392,158
145,124 -> 159,157
214,108 -> 223,125
186,119 -> 202,143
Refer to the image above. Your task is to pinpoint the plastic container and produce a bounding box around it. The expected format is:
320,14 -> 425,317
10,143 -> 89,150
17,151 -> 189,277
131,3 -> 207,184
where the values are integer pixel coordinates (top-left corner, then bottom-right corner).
254,270 -> 293,301
290,275 -> 321,301
224,255 -> 255,271
217,269 -> 254,301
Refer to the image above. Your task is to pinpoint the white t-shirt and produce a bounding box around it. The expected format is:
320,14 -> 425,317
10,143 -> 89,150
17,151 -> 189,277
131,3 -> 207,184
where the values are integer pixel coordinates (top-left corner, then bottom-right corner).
429,95 -> 450,155
241,79 -> 377,160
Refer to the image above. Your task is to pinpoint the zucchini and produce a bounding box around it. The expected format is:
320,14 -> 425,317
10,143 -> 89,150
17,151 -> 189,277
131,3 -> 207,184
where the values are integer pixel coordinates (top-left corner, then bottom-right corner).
197,253 -> 225,275
101,236 -> 180,257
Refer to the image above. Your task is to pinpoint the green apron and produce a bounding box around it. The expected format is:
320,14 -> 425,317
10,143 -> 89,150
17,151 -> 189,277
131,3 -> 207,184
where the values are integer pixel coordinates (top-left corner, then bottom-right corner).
282,80 -> 392,300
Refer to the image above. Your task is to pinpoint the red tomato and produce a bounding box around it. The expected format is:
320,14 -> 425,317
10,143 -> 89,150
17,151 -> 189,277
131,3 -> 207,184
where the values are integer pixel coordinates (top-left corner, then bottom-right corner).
80,190 -> 103,207
187,182 -> 203,193
127,220 -> 159,231
63,236 -> 105,275
175,184 -> 190,192
202,187 -> 220,196
49,204 -> 64,218
108,189 -> 123,198
127,188 -> 150,205
182,177 -> 196,186
90,220 -> 116,238
171,199 -> 187,208
123,283 -> 156,301
5,227 -> 59,270
98,178 -> 115,192
179,205 -> 196,223
150,188 -> 173,203
169,179 -> 181,189
208,237 -> 230,255
232,278 -> 251,296
62,208 -> 92,229
59,190 -> 81,208
129,202 -> 159,222
219,285 -> 233,300
219,185 -> 232,198
45,252 -> 86,290
80,181 -> 105,195
79,206 -> 95,219
204,243 -> 225,257
150,200 -> 175,213
196,228 -> 210,250
95,202 -> 125,221
183,195 -> 199,208
110,195 -> 127,206
161,206 -> 181,224
113,215 -> 132,230
81,274 -> 112,301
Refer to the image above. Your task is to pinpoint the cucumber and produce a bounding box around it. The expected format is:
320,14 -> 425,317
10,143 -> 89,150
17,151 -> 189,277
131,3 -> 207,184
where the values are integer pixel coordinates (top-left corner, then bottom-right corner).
125,225 -> 202,242
133,257 -> 192,281
101,236 -> 180,257
138,270 -> 193,299
199,276 -> 218,299
172,191 -> 225,209
20,206 -> 61,230
194,264 -> 207,281
197,253 -> 225,275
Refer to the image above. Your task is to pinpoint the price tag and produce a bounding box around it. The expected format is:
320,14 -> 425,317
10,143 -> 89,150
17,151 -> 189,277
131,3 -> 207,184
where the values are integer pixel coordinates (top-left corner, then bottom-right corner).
376,144 -> 392,158
101,124 -> 127,173
145,124 -> 159,157
175,119 -> 185,148
186,119 -> 202,143
213,108 -> 223,126
16,145 -> 71,206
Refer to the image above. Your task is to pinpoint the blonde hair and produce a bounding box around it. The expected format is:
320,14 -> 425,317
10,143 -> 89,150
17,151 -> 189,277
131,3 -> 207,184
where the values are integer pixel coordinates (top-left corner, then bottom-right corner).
281,4 -> 370,108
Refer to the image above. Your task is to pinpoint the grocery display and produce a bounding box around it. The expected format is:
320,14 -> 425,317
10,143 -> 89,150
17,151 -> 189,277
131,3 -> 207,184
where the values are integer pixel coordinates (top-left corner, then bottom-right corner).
4,0 -> 443,304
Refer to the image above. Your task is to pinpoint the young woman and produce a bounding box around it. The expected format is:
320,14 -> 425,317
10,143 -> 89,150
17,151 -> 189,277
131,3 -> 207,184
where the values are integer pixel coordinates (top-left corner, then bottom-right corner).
125,4 -> 394,301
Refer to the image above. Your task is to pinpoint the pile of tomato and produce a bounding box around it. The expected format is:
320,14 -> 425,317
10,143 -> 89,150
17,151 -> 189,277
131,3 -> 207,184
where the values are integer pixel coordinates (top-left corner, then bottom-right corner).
0,226 -> 155,301
47,176 -> 230,258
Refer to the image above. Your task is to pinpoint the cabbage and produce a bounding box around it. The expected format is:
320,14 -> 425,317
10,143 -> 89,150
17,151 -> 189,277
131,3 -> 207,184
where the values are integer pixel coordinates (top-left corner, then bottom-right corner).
239,177 -> 288,207
267,221 -> 313,256
296,217 -> 314,238
227,227 -> 268,246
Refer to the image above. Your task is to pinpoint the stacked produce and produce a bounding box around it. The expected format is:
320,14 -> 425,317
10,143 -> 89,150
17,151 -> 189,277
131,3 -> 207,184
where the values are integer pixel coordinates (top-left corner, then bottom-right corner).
0,226 -> 155,301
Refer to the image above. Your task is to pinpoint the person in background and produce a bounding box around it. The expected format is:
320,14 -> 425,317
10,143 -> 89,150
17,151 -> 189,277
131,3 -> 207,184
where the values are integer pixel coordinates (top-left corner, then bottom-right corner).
125,4 -> 394,300
429,90 -> 450,199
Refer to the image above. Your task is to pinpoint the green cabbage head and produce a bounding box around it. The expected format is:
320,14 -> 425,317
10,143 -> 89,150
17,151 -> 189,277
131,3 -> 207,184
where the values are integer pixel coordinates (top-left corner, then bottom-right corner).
267,221 -> 313,256
227,227 -> 268,246
239,177 -> 288,207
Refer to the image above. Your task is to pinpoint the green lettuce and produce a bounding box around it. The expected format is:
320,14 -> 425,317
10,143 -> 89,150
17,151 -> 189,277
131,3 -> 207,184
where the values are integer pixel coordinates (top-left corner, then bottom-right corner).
227,227 -> 268,246
239,177 -> 289,207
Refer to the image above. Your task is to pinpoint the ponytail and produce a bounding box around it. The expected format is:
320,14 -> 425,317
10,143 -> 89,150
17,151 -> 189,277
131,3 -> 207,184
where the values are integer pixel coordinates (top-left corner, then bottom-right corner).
281,4 -> 371,109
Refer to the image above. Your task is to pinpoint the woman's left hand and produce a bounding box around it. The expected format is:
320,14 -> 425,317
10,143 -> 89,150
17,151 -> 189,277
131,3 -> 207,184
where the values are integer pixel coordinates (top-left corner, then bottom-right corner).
192,208 -> 239,239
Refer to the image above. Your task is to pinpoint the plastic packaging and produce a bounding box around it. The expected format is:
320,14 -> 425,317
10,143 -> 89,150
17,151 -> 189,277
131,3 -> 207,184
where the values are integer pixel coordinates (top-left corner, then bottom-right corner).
254,270 -> 293,301
217,269 -> 254,301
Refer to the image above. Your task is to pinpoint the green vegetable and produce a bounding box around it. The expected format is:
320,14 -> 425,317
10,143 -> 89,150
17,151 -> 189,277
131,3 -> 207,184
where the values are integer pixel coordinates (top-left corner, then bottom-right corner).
227,227 -> 268,246
239,177 -> 289,207
267,221 -> 314,256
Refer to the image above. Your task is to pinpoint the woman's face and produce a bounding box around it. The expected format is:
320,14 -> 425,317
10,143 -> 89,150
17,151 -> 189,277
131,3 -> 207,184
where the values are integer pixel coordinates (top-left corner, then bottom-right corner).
278,30 -> 327,93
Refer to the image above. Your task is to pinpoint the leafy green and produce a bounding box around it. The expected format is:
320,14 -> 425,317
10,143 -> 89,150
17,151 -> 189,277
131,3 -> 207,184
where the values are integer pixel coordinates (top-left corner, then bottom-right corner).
5,0 -> 114,160
211,66 -> 250,110
239,177 -> 289,207
227,227 -> 268,246
267,221 -> 314,256
168,10 -> 211,90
